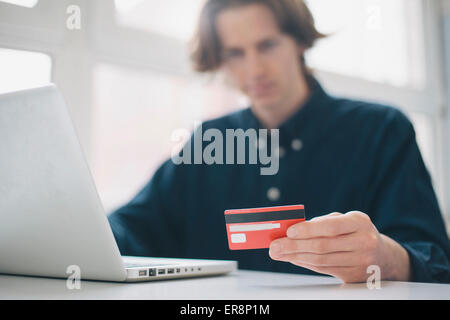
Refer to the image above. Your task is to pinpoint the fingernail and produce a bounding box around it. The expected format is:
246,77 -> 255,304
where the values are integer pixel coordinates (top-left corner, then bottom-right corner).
287,228 -> 297,238
270,243 -> 281,255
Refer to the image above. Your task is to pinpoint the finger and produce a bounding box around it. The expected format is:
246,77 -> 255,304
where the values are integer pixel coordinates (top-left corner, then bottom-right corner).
271,251 -> 361,268
270,233 -> 361,255
327,212 -> 342,217
286,211 -> 363,239
285,261 -> 362,282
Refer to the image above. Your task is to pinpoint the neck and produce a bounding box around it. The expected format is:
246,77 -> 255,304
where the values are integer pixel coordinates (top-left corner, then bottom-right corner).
251,77 -> 311,130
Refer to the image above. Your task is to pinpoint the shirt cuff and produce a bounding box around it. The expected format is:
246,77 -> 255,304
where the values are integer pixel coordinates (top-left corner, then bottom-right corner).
400,242 -> 433,283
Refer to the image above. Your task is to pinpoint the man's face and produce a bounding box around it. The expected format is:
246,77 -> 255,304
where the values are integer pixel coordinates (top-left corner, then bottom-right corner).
216,4 -> 306,111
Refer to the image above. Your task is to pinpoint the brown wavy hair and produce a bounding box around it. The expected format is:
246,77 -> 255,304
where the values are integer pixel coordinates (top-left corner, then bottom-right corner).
190,0 -> 325,79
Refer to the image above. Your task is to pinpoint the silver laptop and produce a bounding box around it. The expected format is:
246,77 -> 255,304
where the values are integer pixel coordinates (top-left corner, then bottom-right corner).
0,85 -> 237,282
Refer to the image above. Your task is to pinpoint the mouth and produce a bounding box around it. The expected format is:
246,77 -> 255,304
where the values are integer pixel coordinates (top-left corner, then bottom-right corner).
248,82 -> 275,98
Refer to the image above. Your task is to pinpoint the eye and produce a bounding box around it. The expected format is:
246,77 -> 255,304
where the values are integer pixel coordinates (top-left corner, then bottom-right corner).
222,49 -> 244,61
258,39 -> 279,52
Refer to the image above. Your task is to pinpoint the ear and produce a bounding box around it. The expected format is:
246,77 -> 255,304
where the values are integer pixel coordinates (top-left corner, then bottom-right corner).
297,43 -> 306,56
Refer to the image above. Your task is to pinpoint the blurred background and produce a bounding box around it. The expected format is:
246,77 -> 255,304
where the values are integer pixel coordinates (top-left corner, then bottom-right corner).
0,0 -> 449,233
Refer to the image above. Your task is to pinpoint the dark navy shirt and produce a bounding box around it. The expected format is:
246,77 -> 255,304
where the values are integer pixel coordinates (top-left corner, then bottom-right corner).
108,80 -> 450,283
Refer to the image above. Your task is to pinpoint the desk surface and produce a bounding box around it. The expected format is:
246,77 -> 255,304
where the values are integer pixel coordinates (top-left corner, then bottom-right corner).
0,270 -> 448,300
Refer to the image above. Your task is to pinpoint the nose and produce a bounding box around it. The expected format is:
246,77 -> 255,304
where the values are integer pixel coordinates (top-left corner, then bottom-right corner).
245,50 -> 266,80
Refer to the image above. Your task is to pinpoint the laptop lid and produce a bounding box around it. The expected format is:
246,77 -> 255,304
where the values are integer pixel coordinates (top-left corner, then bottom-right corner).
0,85 -> 127,281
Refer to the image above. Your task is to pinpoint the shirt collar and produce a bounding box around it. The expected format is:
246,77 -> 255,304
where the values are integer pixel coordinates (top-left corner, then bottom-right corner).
242,78 -> 332,143
277,78 -> 331,142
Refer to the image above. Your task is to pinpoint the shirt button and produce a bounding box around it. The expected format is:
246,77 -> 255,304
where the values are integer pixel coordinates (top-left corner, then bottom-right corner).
267,187 -> 280,201
291,139 -> 303,151
273,146 -> 285,159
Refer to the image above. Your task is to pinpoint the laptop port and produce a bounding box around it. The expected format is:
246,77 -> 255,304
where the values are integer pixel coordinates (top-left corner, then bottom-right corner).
176,268 -> 180,273
139,270 -> 147,277
149,268 -> 157,276
158,269 -> 166,275
167,268 -> 175,274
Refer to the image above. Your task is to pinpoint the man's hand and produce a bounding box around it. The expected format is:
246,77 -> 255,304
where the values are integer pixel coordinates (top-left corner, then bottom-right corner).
269,211 -> 411,283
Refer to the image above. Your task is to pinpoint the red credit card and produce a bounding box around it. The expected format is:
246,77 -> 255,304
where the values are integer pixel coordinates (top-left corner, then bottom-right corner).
224,204 -> 305,250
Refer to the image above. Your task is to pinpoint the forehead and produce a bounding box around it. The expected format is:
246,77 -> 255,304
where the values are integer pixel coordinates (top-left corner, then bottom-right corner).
215,4 -> 282,48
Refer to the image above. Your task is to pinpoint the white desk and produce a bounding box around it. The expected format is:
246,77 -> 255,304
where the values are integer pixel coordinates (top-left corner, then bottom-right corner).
0,270 -> 448,300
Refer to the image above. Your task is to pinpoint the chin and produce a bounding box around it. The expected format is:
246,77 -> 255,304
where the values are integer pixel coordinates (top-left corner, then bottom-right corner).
251,96 -> 280,111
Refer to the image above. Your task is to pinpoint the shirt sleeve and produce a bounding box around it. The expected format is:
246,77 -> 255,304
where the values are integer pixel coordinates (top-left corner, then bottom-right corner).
366,108 -> 450,283
107,158 -> 189,258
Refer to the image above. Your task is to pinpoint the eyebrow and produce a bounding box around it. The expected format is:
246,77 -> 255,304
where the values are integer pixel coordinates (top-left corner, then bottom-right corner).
222,35 -> 281,52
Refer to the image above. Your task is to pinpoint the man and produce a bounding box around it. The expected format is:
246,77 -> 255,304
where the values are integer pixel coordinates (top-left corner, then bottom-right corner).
108,0 -> 450,283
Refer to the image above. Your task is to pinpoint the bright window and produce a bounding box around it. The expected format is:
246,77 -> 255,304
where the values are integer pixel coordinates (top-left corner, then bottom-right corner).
91,63 -> 243,212
0,48 -> 51,94
113,0 -> 206,42
306,0 -> 425,89
0,0 -> 38,8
